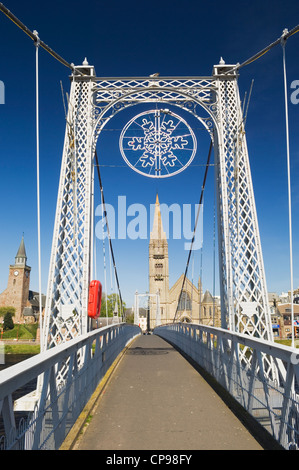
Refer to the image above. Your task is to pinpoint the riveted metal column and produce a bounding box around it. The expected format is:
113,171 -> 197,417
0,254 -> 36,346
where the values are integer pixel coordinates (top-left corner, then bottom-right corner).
43,62 -> 96,350
213,62 -> 273,344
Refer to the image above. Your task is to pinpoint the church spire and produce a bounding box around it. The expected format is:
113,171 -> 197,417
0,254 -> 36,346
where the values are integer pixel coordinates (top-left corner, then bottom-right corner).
15,235 -> 27,266
150,193 -> 167,240
149,194 -> 169,328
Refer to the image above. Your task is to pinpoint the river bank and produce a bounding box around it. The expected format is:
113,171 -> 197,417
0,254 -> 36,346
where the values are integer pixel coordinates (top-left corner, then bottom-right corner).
1,339 -> 297,356
1,342 -> 40,355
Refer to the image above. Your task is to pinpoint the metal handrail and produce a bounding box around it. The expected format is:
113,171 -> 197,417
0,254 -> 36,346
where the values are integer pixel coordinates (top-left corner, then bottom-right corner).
0,323 -> 141,449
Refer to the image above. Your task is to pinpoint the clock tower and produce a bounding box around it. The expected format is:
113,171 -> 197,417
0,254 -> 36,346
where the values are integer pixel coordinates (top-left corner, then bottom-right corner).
0,236 -> 31,322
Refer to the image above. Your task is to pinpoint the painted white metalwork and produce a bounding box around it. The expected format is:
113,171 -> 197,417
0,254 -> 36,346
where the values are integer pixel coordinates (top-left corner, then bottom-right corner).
119,109 -> 197,178
0,324 -> 140,450
134,291 -> 161,330
43,62 -> 96,351
43,60 -> 273,370
154,323 -> 299,450
213,63 -> 273,343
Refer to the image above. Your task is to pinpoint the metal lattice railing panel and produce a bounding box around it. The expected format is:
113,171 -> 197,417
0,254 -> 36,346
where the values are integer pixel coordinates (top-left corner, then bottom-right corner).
155,323 -> 299,450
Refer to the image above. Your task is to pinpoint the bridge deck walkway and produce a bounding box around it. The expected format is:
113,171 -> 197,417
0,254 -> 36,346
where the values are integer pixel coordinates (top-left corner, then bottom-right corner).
73,334 -> 263,451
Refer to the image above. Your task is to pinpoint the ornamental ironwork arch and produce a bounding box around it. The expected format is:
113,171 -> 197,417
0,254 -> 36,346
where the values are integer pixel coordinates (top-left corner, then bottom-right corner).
93,82 -> 218,142
43,59 -> 274,379
93,83 -> 217,178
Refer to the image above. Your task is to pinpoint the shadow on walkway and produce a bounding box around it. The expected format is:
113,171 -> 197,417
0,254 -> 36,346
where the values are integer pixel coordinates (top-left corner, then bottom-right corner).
71,334 -> 274,450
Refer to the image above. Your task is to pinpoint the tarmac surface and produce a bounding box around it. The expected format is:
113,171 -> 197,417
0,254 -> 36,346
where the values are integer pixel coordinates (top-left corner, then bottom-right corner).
73,334 -> 264,451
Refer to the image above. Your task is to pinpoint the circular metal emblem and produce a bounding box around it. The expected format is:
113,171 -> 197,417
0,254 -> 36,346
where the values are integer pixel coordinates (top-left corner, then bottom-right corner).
119,109 -> 197,178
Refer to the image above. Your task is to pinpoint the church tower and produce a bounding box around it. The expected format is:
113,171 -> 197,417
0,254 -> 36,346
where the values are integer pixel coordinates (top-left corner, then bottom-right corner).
148,195 -> 221,327
0,236 -> 31,322
149,194 -> 169,327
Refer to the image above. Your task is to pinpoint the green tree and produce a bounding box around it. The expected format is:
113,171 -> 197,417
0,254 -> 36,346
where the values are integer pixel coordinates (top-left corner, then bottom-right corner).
0,306 -> 16,318
100,293 -> 125,318
125,311 -> 134,324
3,311 -> 14,331
0,307 -> 16,331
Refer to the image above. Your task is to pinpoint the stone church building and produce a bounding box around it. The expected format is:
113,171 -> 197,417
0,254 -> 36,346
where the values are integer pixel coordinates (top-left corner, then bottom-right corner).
149,195 -> 221,329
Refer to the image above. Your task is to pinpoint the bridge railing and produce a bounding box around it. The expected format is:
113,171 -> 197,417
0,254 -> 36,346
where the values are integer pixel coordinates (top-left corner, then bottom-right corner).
154,323 -> 299,450
0,323 -> 141,450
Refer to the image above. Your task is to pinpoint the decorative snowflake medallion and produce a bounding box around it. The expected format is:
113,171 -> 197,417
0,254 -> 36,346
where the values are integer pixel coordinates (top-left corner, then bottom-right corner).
119,109 -> 197,178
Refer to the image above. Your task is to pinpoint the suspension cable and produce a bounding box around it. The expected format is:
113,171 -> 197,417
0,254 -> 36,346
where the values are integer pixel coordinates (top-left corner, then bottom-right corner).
0,2 -> 83,75
34,33 -> 44,352
225,25 -> 299,74
94,150 -> 125,320
101,201 -> 109,321
173,140 -> 213,323
2,1 -> 298,80
281,36 -> 294,348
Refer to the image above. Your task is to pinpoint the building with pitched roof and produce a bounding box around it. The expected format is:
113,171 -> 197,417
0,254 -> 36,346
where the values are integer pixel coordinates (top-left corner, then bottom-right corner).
149,195 -> 221,329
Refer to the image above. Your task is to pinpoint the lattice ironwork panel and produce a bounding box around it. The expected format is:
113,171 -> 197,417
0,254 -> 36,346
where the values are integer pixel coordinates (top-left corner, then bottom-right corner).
93,77 -> 217,138
213,66 -> 273,344
43,72 -> 95,350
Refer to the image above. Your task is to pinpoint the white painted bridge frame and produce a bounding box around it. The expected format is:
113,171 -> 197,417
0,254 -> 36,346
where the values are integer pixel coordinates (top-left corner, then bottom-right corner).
42,60 -> 273,356
154,323 -> 299,450
1,60 -> 287,450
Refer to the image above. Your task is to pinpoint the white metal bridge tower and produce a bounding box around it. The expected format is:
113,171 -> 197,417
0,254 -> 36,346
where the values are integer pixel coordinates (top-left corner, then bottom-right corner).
42,59 -> 273,352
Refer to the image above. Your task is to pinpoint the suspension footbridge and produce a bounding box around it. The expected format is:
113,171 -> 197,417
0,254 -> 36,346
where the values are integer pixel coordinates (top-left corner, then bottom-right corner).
0,3 -> 298,451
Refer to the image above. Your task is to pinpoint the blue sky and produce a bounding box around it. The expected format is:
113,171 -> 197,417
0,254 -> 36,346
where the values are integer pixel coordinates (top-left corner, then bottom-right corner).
0,0 -> 298,309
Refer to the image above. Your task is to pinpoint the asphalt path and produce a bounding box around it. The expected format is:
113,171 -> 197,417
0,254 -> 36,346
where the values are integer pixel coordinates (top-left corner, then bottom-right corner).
75,334 -> 263,450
